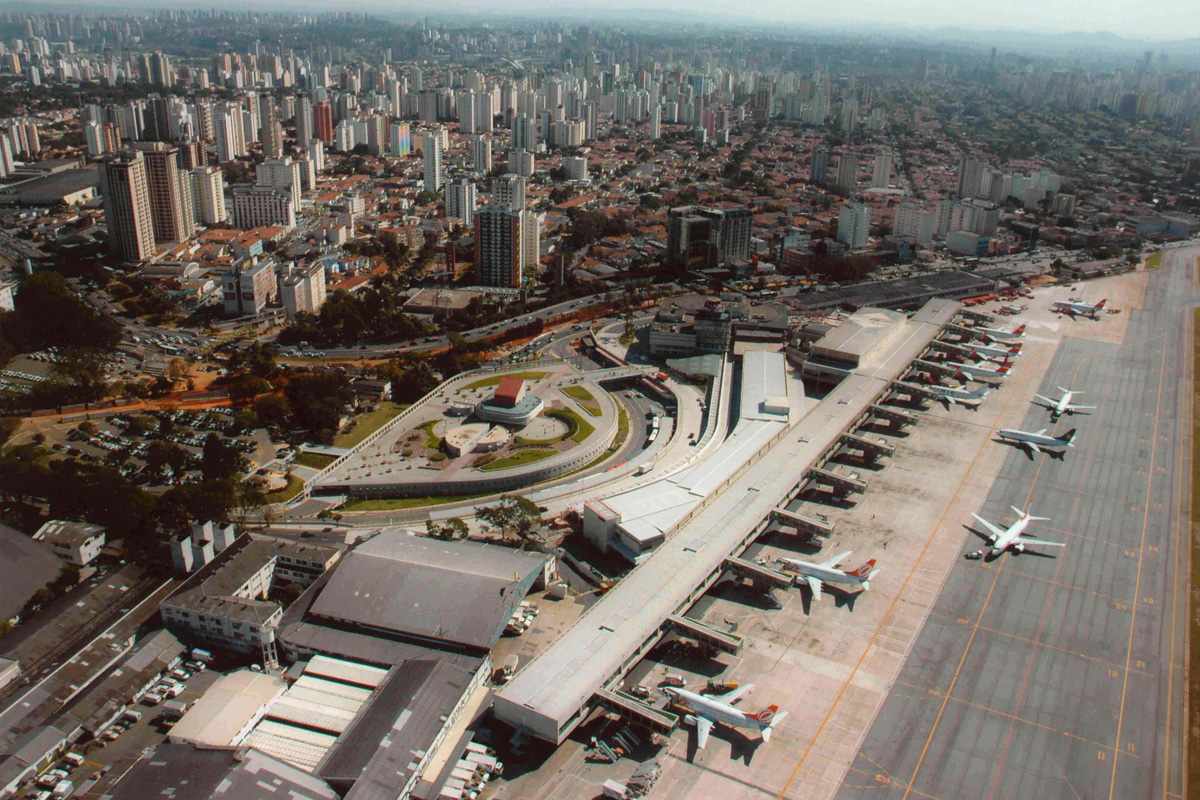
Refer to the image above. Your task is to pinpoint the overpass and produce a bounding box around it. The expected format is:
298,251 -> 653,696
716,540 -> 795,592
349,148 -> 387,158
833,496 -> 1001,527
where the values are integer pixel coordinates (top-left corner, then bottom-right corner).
579,365 -> 660,382
493,298 -> 962,745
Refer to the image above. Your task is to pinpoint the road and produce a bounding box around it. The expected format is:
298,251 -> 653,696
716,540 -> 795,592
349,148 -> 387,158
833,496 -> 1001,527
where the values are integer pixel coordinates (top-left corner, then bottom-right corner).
836,249 -> 1194,800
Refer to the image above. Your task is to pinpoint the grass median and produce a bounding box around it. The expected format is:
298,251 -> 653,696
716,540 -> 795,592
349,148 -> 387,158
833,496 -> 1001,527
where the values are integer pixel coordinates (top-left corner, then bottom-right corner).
333,402 -> 408,448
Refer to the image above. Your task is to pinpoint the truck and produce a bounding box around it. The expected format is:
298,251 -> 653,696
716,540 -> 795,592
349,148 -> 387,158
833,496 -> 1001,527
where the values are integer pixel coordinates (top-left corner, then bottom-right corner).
189,648 -> 213,663
52,779 -> 74,799
492,655 -> 518,684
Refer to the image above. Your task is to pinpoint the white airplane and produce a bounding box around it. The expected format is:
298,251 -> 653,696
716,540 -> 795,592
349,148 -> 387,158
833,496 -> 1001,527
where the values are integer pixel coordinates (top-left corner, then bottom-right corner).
1052,298 -> 1107,319
776,551 -> 879,601
663,684 -> 788,750
973,323 -> 1026,342
949,360 -> 1010,383
926,381 -> 990,408
1032,387 -> 1096,421
970,506 -> 1065,557
967,347 -> 1016,366
996,426 -> 1077,458
971,341 -> 1022,360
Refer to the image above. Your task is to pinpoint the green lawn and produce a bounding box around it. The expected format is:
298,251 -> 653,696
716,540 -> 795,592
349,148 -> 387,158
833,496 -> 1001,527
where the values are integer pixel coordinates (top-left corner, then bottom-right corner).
547,407 -> 595,443
293,451 -> 337,470
569,405 -> 630,475
478,448 -> 556,472
264,473 -> 305,504
418,420 -> 442,449
1147,251 -> 1163,270
462,371 -> 548,391
333,402 -> 408,448
338,493 -> 489,511
562,385 -> 602,416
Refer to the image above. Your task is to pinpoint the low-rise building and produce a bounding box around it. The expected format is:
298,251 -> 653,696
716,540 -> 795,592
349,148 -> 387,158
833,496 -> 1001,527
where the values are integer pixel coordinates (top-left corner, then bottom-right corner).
33,520 -> 106,567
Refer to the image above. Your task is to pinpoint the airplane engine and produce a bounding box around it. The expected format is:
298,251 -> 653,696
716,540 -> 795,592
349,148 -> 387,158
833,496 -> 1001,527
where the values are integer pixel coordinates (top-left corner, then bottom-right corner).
1012,543 -> 1025,554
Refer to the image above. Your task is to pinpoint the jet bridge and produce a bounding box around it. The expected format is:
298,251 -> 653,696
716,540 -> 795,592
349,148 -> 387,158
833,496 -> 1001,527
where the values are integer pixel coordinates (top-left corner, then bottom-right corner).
594,688 -> 679,734
840,432 -> 896,460
807,467 -> 868,495
723,557 -> 793,590
870,403 -> 918,427
912,359 -> 960,379
771,506 -> 836,537
959,309 -> 997,324
666,614 -> 743,654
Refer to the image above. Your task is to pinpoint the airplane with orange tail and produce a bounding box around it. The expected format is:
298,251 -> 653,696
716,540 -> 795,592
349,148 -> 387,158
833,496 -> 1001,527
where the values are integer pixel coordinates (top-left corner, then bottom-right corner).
662,684 -> 788,749
776,551 -> 880,601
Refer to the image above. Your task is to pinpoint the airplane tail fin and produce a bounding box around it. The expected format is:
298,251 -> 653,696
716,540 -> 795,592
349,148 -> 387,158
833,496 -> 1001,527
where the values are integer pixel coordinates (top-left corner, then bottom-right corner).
1059,428 -> 1077,445
1096,299 -> 1107,309
750,704 -> 780,724
1013,324 -> 1026,335
847,559 -> 877,580
997,364 -> 1011,374
1009,344 -> 1022,353
1015,506 -> 1050,522
761,710 -> 788,742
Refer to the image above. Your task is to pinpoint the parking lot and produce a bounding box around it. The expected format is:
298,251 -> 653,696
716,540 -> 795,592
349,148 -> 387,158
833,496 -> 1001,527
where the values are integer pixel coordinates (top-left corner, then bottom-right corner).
16,661 -> 221,799
19,407 -> 265,487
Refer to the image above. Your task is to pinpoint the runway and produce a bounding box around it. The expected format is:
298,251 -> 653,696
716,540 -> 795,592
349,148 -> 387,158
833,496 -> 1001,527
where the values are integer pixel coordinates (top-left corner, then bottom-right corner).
836,252 -> 1193,800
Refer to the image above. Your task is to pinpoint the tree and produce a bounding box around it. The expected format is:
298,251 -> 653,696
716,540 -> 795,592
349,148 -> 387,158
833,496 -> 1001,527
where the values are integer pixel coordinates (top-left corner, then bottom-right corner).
201,434 -> 245,481
146,440 -> 189,477
426,517 -> 468,540
475,495 -> 543,548
166,357 -> 191,386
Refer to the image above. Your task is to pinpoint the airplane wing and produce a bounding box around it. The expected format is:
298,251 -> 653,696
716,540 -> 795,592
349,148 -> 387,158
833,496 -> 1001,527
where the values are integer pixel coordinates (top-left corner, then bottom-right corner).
970,513 -> 1006,543
716,684 -> 753,705
1034,428 -> 1047,436
1067,405 -> 1096,413
804,575 -> 823,600
1031,395 -> 1056,408
695,716 -> 713,750
1019,537 -> 1065,548
818,551 -> 852,570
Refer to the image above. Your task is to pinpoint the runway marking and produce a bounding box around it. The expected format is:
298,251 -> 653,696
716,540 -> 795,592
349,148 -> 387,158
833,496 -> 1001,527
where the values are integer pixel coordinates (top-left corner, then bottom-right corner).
1161,300 -> 1193,799
772,376 -> 1012,800
842,754 -> 944,800
962,560 -> 1125,605
969,623 -> 1154,677
898,369 -> 1064,800
892,677 -> 1127,755
1108,313 -> 1171,800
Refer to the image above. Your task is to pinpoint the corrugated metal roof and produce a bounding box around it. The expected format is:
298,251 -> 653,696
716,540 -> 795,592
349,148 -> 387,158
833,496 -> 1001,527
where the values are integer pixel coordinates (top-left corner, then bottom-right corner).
306,654 -> 388,689
308,534 -> 547,651
169,670 -> 286,747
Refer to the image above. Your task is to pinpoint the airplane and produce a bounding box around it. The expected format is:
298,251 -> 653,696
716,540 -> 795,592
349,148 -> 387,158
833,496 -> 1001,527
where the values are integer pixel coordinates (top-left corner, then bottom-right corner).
967,347 -> 1017,366
996,426 -> 1077,459
970,506 -> 1065,557
971,341 -> 1022,360
1031,387 -> 1096,421
1052,298 -> 1107,319
999,303 -> 1027,315
973,323 -> 1026,342
948,360 -> 1010,383
925,380 -> 990,408
932,340 -> 1021,361
663,684 -> 788,750
776,551 -> 879,601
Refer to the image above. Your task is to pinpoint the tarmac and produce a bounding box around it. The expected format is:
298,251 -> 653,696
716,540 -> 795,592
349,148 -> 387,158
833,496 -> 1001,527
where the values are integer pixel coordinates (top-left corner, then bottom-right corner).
835,250 -> 1194,800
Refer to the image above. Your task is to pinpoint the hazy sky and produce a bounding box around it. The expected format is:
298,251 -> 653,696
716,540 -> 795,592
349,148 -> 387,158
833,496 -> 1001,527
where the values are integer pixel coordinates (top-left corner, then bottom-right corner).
344,0 -> 1197,42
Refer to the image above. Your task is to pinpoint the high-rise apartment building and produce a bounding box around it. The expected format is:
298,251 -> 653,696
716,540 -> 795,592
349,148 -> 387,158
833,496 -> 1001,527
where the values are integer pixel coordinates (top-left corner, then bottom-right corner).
666,206 -> 752,268
835,153 -> 858,195
810,145 -> 830,184
232,186 -> 295,230
191,165 -> 227,225
422,130 -> 442,193
472,134 -> 492,173
871,150 -> 893,189
495,173 -> 526,211
101,150 -> 156,262
137,142 -> 194,245
313,101 -> 334,144
837,203 -> 870,248
475,204 -> 524,288
295,95 -> 314,146
957,155 -> 985,199
389,121 -> 411,156
445,178 -> 477,226
256,157 -> 303,212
